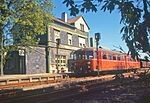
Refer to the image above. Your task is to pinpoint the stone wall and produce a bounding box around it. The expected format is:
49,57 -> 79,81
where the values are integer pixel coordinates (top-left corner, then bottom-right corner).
60,31 -> 68,45
26,47 -> 47,74
72,34 -> 79,47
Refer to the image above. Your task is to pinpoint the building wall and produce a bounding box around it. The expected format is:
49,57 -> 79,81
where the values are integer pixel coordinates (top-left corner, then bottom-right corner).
26,47 -> 47,74
72,34 -> 79,47
60,31 -> 68,45
75,17 -> 89,32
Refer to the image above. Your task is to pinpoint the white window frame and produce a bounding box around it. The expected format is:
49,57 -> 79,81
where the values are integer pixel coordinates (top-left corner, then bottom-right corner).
68,33 -> 72,45
79,37 -> 86,47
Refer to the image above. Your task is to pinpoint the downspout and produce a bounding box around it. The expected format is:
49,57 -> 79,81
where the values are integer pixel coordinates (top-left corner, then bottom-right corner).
47,25 -> 51,73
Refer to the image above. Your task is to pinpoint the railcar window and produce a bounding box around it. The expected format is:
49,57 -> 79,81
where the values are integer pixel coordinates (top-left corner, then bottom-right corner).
121,56 -> 124,61
79,54 -> 82,59
73,53 -> 77,60
113,54 -> 116,60
108,54 -> 112,60
82,53 -> 85,59
117,55 -> 120,61
127,57 -> 129,61
103,52 -> 107,59
130,58 -> 132,61
86,51 -> 93,59
95,51 -> 97,59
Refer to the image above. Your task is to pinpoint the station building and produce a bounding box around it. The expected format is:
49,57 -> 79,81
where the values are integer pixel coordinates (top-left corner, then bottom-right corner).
4,12 -> 90,74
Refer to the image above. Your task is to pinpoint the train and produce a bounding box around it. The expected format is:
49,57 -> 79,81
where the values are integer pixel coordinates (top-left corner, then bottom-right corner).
72,47 -> 149,74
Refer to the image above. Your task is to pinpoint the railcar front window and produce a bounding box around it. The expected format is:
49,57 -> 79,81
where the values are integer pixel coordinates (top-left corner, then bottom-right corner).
86,51 -> 93,59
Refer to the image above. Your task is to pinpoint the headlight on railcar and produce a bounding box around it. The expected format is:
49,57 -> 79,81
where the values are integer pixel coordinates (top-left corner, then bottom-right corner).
87,61 -> 91,64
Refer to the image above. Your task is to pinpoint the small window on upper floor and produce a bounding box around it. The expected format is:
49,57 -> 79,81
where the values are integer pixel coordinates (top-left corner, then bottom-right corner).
68,33 -> 72,45
103,52 -> 107,59
54,29 -> 60,42
79,37 -> 85,48
80,24 -> 84,31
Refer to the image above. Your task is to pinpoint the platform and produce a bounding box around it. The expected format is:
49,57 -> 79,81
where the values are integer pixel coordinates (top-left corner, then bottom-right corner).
0,73 -> 69,85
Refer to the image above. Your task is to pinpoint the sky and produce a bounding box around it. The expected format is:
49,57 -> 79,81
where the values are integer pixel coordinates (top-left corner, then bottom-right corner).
52,0 -> 129,53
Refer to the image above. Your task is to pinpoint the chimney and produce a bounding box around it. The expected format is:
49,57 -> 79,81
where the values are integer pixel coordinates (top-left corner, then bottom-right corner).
61,12 -> 67,22
90,37 -> 94,47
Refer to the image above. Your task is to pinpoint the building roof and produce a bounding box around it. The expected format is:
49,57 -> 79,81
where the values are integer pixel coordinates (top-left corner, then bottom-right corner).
67,16 -> 82,24
51,16 -> 75,28
67,16 -> 90,30
51,16 -> 90,30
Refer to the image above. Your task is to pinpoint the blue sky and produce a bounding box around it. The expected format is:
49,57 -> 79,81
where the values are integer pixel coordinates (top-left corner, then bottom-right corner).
52,0 -> 129,53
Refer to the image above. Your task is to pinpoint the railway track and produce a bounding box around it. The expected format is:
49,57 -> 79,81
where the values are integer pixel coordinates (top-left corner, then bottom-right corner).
0,72 -> 138,103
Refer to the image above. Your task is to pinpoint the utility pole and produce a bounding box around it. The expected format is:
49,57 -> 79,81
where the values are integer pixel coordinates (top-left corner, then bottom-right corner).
95,33 -> 101,77
56,38 -> 61,73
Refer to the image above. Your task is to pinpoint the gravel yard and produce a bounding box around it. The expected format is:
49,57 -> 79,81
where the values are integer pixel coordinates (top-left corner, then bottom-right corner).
65,77 -> 150,103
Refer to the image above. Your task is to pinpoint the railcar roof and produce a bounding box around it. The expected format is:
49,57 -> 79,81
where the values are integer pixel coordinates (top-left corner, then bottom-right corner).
75,47 -> 127,55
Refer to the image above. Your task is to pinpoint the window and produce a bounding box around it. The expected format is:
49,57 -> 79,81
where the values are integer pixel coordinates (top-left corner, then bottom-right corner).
80,24 -> 84,31
80,43 -> 82,47
73,53 -> 77,60
79,37 -> 86,48
113,54 -> 116,60
103,52 -> 107,59
121,56 -> 124,61
55,55 -> 67,67
68,33 -> 72,45
127,57 -> 129,61
54,29 -> 60,42
73,52 -> 85,60
117,55 -> 120,61
95,51 -> 97,59
86,51 -> 93,59
108,54 -> 112,60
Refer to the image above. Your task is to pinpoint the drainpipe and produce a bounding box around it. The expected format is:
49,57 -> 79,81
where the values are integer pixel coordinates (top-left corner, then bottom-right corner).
47,25 -> 51,73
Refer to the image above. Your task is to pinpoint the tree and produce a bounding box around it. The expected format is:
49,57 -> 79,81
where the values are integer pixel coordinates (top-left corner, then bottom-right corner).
0,0 -> 54,75
63,0 -> 150,58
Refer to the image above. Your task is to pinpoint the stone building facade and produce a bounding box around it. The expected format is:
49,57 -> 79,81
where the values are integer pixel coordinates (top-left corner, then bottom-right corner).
4,12 -> 90,74
42,12 -> 90,73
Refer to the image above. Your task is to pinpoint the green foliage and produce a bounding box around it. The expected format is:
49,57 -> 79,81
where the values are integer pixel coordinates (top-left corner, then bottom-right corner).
0,0 -> 54,68
63,0 -> 150,58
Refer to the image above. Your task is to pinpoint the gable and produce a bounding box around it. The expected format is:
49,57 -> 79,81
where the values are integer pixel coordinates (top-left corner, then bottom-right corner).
74,16 -> 90,32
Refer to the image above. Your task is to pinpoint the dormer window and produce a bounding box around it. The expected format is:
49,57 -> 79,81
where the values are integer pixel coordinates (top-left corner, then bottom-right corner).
80,24 -> 84,31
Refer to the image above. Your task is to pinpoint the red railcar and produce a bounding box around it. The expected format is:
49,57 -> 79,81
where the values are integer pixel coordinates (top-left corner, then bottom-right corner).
73,47 -> 140,73
141,61 -> 150,68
